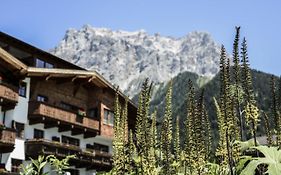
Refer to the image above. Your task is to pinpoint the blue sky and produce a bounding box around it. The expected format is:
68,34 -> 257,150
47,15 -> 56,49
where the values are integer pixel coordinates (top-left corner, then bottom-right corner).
1,0 -> 280,75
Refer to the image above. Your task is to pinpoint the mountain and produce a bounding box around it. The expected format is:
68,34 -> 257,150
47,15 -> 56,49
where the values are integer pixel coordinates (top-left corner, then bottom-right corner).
51,25 -> 221,97
150,69 -> 275,138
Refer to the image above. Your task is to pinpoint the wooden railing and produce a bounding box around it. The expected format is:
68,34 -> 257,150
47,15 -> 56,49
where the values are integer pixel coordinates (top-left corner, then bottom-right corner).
0,127 -> 16,153
0,127 -> 16,145
0,82 -> 18,104
25,139 -> 112,168
28,101 -> 99,130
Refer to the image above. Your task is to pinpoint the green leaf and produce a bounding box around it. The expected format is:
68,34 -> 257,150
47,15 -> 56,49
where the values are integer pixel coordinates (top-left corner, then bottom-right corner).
240,160 -> 263,175
241,146 -> 281,175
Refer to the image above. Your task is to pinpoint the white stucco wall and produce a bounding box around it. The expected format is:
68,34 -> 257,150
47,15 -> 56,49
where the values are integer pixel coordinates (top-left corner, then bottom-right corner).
5,78 -> 30,127
1,78 -> 30,171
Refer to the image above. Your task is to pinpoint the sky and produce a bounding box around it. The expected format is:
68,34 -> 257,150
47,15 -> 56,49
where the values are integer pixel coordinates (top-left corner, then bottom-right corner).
1,0 -> 281,76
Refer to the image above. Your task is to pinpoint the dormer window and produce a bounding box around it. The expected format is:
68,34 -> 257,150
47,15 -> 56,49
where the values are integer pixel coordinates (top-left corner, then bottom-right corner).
35,58 -> 54,68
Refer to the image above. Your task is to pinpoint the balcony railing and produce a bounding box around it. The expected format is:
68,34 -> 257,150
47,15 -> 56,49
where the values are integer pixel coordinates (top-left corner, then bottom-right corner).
0,127 -> 16,153
28,101 -> 100,137
0,82 -> 18,109
25,139 -> 112,169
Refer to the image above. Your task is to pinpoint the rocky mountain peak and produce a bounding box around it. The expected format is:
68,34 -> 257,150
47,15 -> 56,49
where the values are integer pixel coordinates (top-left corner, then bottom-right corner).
51,25 -> 221,97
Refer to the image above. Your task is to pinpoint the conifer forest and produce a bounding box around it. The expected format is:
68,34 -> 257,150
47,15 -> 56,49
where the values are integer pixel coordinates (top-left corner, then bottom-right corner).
102,27 -> 281,175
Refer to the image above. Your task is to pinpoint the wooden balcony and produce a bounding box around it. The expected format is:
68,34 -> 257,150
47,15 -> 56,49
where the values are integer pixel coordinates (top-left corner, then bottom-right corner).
28,101 -> 100,138
0,82 -> 18,110
25,139 -> 112,171
0,127 -> 16,153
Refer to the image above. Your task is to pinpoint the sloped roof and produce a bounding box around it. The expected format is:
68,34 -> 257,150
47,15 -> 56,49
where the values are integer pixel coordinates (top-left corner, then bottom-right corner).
0,31 -> 84,70
0,47 -> 27,74
0,36 -> 136,108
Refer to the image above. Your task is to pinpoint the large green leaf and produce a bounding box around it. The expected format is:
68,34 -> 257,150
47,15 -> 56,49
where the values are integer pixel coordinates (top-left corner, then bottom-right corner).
240,146 -> 281,175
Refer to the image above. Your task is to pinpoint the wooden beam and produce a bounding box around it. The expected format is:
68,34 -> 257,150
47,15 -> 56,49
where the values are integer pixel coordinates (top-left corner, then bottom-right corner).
44,121 -> 60,129
45,74 -> 52,81
28,116 -> 43,125
71,127 -> 87,136
71,76 -> 79,82
0,48 -> 27,72
88,76 -> 96,83
58,124 -> 73,132
84,131 -> 98,139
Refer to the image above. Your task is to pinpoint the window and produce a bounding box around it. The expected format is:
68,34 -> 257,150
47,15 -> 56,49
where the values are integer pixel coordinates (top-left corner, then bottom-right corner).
19,82 -> 27,97
35,58 -> 54,68
11,159 -> 22,173
37,95 -> 48,102
62,135 -> 80,146
34,129 -> 44,139
13,121 -> 24,138
35,59 -> 45,68
60,102 -> 73,111
93,143 -> 109,152
52,136 -> 60,142
88,108 -> 99,119
60,102 -> 80,111
104,109 -> 114,126
45,62 -> 54,68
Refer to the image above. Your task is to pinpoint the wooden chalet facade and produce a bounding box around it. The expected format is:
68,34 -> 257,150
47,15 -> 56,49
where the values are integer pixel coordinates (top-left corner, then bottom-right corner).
0,32 -> 137,175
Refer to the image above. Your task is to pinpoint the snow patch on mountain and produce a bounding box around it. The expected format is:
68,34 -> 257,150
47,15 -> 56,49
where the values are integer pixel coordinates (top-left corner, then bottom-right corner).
51,24 -> 221,97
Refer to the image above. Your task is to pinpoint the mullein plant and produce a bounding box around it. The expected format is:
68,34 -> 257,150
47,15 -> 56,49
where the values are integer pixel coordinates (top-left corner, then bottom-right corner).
112,91 -> 129,174
270,76 -> 281,147
232,26 -> 244,141
240,37 -> 260,146
135,78 -> 155,175
262,112 -> 273,146
215,45 -> 237,175
202,98 -> 212,160
173,116 -> 181,163
183,79 -> 197,174
182,80 -> 212,175
160,81 -> 173,174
